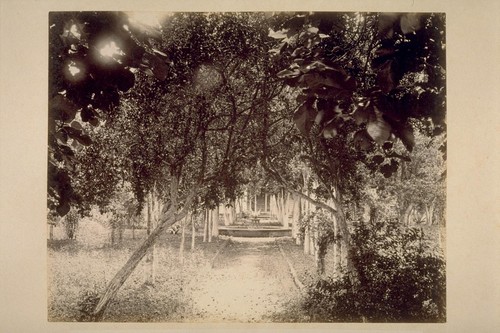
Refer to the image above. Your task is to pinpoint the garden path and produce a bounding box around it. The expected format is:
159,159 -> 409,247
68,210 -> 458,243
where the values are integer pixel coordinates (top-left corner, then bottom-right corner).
185,238 -> 300,322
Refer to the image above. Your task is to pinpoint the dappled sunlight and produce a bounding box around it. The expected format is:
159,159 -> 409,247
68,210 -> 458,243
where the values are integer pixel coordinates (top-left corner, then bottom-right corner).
193,65 -> 222,93
99,40 -> 123,59
94,38 -> 125,64
125,11 -> 173,34
63,59 -> 86,82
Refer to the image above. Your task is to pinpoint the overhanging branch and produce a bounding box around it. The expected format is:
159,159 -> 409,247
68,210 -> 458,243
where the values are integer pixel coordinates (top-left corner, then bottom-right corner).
261,158 -> 338,214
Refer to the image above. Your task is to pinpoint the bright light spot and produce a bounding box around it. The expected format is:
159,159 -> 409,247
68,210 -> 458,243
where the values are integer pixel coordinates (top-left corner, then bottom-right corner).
415,71 -> 428,84
64,60 -> 86,82
99,40 -> 124,59
355,12 -> 365,23
70,24 -> 81,39
68,63 -> 81,76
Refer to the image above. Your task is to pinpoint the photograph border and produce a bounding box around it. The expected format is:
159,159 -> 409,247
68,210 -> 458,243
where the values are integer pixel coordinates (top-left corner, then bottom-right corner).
1,0 -> 499,332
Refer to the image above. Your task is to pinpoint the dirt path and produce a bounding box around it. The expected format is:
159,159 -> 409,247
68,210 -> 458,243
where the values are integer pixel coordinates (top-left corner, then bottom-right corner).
184,238 -> 300,322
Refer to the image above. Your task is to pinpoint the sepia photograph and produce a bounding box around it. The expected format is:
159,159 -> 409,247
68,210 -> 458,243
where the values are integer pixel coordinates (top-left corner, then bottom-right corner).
0,1 -> 498,332
47,11 -> 446,323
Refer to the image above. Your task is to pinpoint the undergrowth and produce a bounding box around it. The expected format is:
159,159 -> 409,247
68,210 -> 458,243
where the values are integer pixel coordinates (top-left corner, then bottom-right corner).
302,221 -> 446,322
48,233 -> 219,322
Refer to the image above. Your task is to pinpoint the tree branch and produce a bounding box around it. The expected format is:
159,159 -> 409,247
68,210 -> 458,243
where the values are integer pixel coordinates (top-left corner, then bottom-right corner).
261,158 -> 338,214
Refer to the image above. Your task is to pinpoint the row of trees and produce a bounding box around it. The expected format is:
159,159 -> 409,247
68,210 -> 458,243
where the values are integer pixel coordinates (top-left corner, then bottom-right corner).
48,11 -> 446,321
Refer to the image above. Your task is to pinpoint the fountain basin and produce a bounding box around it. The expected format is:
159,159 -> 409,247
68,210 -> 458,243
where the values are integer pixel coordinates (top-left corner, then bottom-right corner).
218,226 -> 292,237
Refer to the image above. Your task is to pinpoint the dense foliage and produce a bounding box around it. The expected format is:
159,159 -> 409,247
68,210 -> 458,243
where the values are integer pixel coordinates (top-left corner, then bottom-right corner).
266,11 -> 446,288
54,12 -> 290,216
356,128 -> 446,225
298,210 -> 339,273
303,221 -> 445,322
48,12 -> 171,215
270,12 -> 446,174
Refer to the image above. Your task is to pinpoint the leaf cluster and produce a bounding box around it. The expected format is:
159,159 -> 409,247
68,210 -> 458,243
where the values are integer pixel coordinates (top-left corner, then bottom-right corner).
298,210 -> 340,259
67,12 -> 288,213
270,12 -> 446,179
359,130 -> 446,223
302,221 -> 446,322
49,11 -> 171,215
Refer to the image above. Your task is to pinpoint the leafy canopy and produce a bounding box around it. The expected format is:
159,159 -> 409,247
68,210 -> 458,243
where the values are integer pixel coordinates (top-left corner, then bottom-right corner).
269,12 -> 446,175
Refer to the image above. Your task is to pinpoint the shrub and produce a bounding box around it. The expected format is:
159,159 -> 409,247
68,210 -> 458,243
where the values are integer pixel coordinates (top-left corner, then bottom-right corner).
303,275 -> 360,322
302,221 -> 446,322
298,210 -> 340,274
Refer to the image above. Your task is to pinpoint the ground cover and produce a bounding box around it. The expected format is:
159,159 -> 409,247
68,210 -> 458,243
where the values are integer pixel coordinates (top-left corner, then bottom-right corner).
182,238 -> 306,322
276,238 -> 318,287
47,226 -> 306,322
48,230 -> 224,322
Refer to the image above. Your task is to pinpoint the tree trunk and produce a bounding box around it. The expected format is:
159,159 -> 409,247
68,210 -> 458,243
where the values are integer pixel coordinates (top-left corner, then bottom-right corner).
315,247 -> 321,272
147,195 -> 152,235
281,190 -> 288,228
233,204 -> 237,224
304,225 -> 310,255
49,224 -> 54,240
263,162 -> 358,284
110,226 -> 116,246
402,202 -> 415,226
339,241 -> 344,271
147,243 -> 157,286
276,191 -> 286,227
332,215 -> 338,276
425,198 -> 436,225
179,216 -> 186,264
191,213 -> 196,250
212,207 -> 219,237
314,222 -> 322,274
208,209 -> 213,243
336,200 -> 356,284
222,205 -> 229,226
310,224 -> 316,256
92,207 -> 188,321
335,216 -> 342,276
369,206 -> 378,224
286,192 -> 291,225
202,209 -> 208,243
292,193 -> 301,244
276,192 -> 281,224
349,202 -> 356,222
145,191 -> 157,285
91,177 -> 195,321
118,222 -> 124,244
317,247 -> 325,276
270,194 -> 276,220
299,190 -> 356,282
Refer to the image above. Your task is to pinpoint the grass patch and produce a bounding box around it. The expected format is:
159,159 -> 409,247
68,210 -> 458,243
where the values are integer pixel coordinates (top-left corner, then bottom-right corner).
48,231 -> 225,322
276,238 -> 318,287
